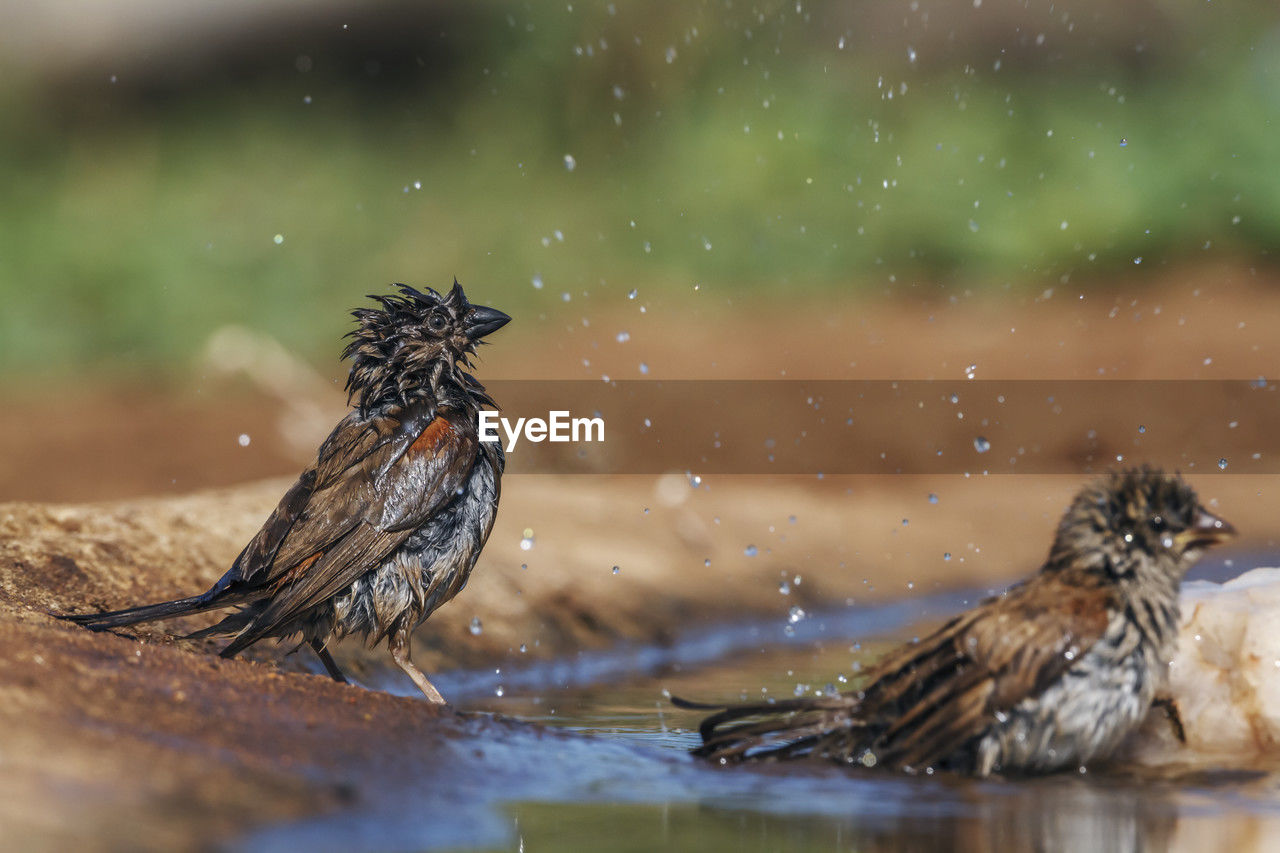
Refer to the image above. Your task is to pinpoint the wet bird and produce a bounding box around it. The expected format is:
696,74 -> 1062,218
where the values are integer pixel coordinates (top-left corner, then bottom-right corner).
679,468 -> 1234,776
67,282 -> 509,704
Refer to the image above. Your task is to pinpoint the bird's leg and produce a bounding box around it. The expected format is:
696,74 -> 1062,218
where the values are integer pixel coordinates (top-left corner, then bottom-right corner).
309,639 -> 348,683
389,626 -> 446,704
1151,695 -> 1186,744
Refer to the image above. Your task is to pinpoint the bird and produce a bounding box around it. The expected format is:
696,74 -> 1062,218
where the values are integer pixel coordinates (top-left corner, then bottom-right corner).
66,281 -> 510,704
677,468 -> 1235,776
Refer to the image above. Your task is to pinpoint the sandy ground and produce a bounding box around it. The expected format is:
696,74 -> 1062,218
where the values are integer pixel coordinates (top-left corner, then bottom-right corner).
4,267 -> 1280,848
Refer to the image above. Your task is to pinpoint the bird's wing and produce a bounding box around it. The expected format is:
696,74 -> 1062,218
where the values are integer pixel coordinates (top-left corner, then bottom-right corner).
836,575 -> 1117,769
219,406 -> 417,590
218,403 -> 480,655
691,574 -> 1115,770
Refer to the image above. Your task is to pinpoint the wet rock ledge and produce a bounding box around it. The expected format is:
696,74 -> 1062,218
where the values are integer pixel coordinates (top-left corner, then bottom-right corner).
1,475 -> 1276,847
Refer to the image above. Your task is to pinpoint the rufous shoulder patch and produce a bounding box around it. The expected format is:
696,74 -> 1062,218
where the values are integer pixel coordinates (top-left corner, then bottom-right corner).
409,414 -> 456,456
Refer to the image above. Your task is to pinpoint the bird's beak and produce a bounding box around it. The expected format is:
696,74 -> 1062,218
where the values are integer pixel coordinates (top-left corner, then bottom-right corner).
464,304 -> 511,340
1176,507 -> 1237,549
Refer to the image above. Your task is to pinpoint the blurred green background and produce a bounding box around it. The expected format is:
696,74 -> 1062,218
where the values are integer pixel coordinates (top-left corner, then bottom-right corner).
3,0 -> 1279,381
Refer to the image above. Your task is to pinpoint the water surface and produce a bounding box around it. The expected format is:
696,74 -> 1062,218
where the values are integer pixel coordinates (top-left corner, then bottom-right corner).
249,551 -> 1280,852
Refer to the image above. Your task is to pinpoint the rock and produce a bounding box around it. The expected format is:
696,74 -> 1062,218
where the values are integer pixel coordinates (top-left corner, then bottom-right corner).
1127,568 -> 1280,764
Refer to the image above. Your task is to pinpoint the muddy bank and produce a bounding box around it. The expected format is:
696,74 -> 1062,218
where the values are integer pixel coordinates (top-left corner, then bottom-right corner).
0,469 -> 1273,848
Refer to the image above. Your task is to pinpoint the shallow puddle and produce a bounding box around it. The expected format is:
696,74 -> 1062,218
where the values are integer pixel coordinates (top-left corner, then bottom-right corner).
247,551 -> 1280,852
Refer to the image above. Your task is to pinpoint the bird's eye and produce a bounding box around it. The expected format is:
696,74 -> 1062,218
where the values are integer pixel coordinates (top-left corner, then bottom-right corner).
427,312 -> 448,333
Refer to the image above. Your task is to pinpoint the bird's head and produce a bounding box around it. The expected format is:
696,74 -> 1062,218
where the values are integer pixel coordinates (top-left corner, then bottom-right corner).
342,281 -> 510,413
1050,466 -> 1235,588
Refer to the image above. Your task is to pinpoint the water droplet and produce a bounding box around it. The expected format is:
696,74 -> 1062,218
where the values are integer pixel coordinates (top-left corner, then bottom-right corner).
519,643 -> 527,653
779,580 -> 791,595
968,220 -> 980,232
704,558 -> 711,567
469,617 -> 483,636
616,331 -> 631,343
638,362 -> 649,374
627,289 -> 637,300
273,233 -> 285,245
1218,457 -> 1228,470
973,436 -> 991,453
689,473 -> 702,488
1119,137 -> 1128,147
907,46 -> 917,63
1137,424 -> 1146,434
495,685 -> 505,697
928,493 -> 939,504
944,552 -> 952,561
788,605 -> 806,624
238,433 -> 251,447
531,274 -> 544,290
520,528 -> 535,550
744,544 -> 759,557
563,153 -> 576,171
901,518 -> 909,526
611,565 -> 620,575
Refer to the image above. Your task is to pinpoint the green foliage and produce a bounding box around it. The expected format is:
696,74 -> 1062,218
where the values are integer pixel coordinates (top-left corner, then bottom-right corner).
1,2 -> 1277,376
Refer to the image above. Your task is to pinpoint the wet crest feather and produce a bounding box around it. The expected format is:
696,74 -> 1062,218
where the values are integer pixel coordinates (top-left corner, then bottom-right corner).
341,283 -> 492,414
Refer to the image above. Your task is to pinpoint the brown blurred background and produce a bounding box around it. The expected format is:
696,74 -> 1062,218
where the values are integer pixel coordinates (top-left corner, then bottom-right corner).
2,0 -> 1280,517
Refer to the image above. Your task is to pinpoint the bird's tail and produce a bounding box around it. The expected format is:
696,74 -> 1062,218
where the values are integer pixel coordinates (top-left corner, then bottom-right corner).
672,695 -> 865,762
63,592 -> 236,632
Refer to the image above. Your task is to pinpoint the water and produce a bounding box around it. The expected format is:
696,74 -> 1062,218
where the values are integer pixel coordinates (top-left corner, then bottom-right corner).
247,555 -> 1280,852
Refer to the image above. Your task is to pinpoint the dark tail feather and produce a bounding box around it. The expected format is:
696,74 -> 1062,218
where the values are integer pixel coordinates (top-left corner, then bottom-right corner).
672,694 -> 861,762
185,606 -> 258,641
217,626 -> 263,659
63,592 -> 236,632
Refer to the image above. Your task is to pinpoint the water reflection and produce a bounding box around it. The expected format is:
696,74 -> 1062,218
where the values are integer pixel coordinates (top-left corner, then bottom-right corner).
249,575 -> 1280,853
496,769 -> 1280,853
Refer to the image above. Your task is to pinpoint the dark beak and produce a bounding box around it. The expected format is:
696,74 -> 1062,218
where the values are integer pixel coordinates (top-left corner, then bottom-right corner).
464,304 -> 511,340
1178,507 -> 1237,549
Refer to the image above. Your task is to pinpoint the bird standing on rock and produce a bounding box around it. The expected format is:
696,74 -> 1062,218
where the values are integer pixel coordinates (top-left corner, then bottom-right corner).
68,282 -> 509,704
679,468 -> 1234,776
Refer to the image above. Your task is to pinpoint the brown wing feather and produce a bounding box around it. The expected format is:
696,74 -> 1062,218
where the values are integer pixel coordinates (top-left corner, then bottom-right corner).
219,406 -> 479,655
222,406 -> 415,589
692,572 -> 1116,769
